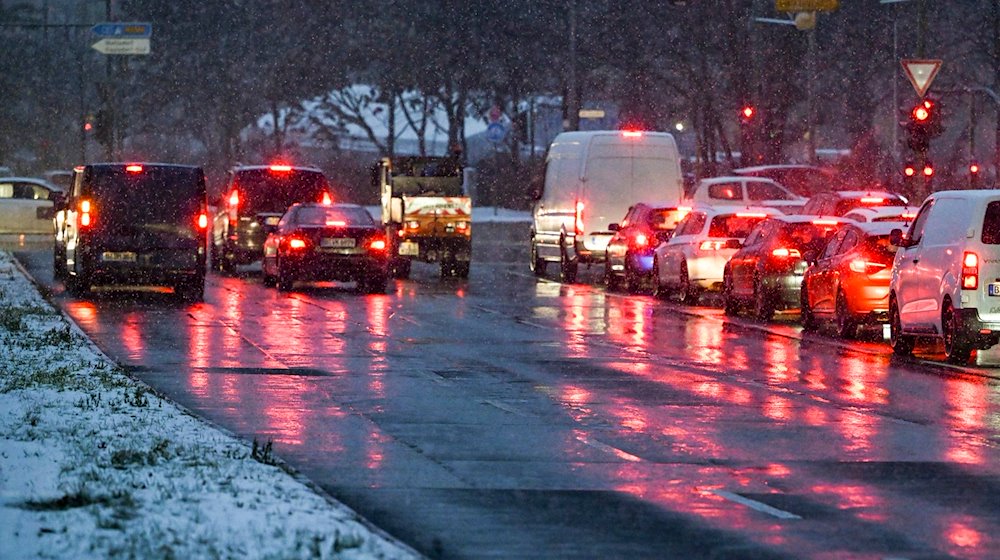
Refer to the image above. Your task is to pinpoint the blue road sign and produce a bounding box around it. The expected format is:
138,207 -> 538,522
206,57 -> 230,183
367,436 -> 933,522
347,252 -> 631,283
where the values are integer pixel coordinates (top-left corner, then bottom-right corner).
91,22 -> 152,38
486,122 -> 507,144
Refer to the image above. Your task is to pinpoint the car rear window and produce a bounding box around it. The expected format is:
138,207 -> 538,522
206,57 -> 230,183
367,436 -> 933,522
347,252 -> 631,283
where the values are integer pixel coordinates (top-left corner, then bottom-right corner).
87,166 -> 205,227
781,223 -> 831,252
834,196 -> 903,216
982,201 -> 1000,244
647,208 -> 687,230
864,234 -> 900,258
294,206 -> 374,226
233,169 -> 330,214
708,215 -> 767,238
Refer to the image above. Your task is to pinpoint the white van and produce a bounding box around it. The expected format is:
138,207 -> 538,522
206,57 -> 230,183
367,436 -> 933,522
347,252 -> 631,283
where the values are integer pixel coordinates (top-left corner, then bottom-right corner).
530,130 -> 684,282
889,190 -> 1000,364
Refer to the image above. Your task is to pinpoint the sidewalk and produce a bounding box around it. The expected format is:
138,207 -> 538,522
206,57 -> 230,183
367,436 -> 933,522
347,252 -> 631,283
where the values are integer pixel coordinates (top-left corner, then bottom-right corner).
0,250 -> 420,559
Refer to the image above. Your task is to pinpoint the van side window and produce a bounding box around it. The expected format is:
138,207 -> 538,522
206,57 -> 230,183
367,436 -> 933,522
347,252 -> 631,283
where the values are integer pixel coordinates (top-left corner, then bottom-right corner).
708,183 -> 742,201
983,201 -> 1000,245
906,200 -> 934,245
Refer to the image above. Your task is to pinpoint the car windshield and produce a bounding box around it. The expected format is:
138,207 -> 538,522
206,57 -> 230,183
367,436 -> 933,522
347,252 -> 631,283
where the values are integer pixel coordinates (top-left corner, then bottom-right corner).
294,205 -> 374,226
708,215 -> 767,238
87,166 -> 204,227
233,169 -> 330,214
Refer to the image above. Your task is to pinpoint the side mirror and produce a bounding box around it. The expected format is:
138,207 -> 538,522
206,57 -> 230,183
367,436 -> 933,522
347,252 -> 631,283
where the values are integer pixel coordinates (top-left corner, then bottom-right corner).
889,228 -> 905,248
608,223 -> 620,232
724,238 -> 742,250
802,249 -> 818,264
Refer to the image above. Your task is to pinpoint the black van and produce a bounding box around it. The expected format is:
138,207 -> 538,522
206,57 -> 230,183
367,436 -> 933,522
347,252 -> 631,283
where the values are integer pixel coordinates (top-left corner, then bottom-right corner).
60,163 -> 209,301
211,164 -> 333,273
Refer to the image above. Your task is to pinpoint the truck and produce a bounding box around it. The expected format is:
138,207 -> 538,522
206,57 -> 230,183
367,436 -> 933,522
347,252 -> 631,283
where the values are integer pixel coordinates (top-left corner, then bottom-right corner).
373,155 -> 472,278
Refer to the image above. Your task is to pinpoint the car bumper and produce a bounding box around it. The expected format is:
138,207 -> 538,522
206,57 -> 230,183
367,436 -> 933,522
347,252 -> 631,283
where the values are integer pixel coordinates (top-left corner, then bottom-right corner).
957,308 -> 1000,349
278,253 -> 388,282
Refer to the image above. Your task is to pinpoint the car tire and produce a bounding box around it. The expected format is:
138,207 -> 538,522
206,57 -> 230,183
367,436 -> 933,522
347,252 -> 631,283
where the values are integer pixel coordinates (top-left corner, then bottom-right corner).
625,258 -> 644,294
889,296 -> 914,357
276,264 -> 294,292
559,238 -> 577,284
360,274 -> 388,294
800,283 -> 818,331
722,269 -> 739,316
390,258 -> 411,279
175,278 -> 204,302
678,260 -> 697,305
262,271 -> 277,288
942,301 -> 973,365
605,258 -> 622,292
752,277 -> 774,322
835,289 -> 857,339
530,239 -> 546,277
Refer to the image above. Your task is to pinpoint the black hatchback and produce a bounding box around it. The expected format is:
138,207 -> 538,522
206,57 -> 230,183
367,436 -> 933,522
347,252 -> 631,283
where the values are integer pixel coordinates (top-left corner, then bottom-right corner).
59,163 -> 209,301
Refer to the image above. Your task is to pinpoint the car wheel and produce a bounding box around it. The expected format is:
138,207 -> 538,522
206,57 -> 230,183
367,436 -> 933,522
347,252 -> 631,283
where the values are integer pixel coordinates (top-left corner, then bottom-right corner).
800,283 -> 818,331
390,258 -> 411,279
219,250 -> 236,275
652,257 -> 670,300
722,269 -> 739,316
360,274 -> 388,294
625,258 -> 644,294
175,278 -> 204,302
678,261 -> 698,305
835,289 -> 857,339
530,239 -> 546,277
942,301 -> 973,364
605,257 -> 622,291
53,248 -> 66,281
276,262 -> 294,291
559,238 -> 578,284
752,277 -> 774,322
889,296 -> 914,357
262,271 -> 277,288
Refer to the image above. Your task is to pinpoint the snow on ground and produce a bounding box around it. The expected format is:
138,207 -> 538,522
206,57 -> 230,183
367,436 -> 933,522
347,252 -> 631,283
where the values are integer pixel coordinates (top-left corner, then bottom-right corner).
0,251 -> 420,559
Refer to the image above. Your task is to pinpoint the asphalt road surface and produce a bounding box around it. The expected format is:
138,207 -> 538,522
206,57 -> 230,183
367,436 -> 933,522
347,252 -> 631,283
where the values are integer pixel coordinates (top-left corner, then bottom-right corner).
12,226 -> 1000,559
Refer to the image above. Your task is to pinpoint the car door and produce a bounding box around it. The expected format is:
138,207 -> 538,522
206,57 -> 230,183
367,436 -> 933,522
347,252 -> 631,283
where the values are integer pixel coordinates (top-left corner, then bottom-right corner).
729,220 -> 771,297
808,228 -> 848,315
893,199 -> 934,330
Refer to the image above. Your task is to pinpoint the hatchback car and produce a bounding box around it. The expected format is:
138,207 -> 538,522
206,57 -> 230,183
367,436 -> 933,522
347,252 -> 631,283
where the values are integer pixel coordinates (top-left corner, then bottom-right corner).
685,176 -> 806,214
0,176 -> 63,234
800,190 -> 908,217
262,203 -> 389,293
841,205 -> 918,224
59,163 -> 209,301
652,205 -> 780,303
212,164 -> 334,273
604,202 -> 689,292
800,221 -> 902,338
723,215 -> 848,320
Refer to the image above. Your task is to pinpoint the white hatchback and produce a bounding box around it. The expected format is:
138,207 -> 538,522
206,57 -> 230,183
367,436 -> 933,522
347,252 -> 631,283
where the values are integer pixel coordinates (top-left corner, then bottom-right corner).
0,177 -> 63,234
889,190 -> 1000,364
652,205 -> 781,303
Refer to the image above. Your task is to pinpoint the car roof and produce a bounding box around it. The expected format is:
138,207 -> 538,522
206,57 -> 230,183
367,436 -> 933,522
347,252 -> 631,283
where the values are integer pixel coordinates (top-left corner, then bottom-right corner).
84,162 -> 202,171
819,190 -> 904,199
632,201 -> 690,210
1,176 -> 61,191
930,189 -> 1000,202
290,202 -> 363,210
698,175 -> 779,184
733,164 -> 833,174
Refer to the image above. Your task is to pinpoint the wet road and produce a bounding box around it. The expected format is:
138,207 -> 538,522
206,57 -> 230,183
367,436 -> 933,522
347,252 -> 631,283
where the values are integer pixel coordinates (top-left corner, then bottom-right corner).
13,228 -> 1000,559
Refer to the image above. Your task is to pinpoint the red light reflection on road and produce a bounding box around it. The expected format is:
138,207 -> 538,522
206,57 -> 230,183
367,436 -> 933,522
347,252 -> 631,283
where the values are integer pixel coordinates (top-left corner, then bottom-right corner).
563,288 -> 589,358
945,517 -> 984,551
120,313 -> 145,361
65,300 -> 97,328
944,378 -> 987,465
810,483 -> 884,521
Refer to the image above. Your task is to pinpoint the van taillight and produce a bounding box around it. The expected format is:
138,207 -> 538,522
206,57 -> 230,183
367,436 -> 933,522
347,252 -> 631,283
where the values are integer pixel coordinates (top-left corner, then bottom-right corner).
228,190 -> 239,208
79,199 -> 93,228
575,201 -> 585,236
962,251 -> 979,290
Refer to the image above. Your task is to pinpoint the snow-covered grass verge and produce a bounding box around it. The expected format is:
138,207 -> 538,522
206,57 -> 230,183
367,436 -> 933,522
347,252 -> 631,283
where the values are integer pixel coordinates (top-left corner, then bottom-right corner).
0,251 -> 419,560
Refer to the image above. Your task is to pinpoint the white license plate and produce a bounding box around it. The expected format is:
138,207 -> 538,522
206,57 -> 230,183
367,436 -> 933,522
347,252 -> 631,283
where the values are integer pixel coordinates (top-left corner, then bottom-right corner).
989,283 -> 1000,296
101,251 -> 136,262
399,241 -> 419,256
321,237 -> 355,248
264,216 -> 281,226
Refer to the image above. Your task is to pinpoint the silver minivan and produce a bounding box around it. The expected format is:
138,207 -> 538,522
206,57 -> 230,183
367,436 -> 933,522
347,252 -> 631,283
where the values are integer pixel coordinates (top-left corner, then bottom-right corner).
889,190 -> 1000,363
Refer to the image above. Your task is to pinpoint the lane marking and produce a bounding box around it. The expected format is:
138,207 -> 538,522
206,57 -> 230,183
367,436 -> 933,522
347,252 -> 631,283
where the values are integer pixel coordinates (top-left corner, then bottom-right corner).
709,489 -> 802,520
576,435 -> 642,462
483,399 -> 530,416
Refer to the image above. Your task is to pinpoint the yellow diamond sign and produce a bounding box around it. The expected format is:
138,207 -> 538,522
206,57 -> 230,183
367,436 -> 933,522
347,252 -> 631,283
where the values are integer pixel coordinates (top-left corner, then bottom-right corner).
776,0 -> 839,12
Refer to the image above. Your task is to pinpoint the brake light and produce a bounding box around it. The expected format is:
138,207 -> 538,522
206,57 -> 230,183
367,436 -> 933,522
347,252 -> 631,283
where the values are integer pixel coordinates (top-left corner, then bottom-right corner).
79,199 -> 93,228
325,220 -> 346,227
321,191 -> 332,205
849,258 -> 887,274
633,233 -> 649,248
963,251 -> 979,289
860,196 -> 884,204
228,190 -> 239,208
575,201 -> 585,236
811,219 -> 839,226
772,247 -> 801,258
901,212 -> 917,220
369,238 -> 387,251
699,240 -> 726,251
125,164 -> 143,173
736,212 -> 768,218
621,130 -> 643,138
288,238 -> 307,250
269,165 -> 293,172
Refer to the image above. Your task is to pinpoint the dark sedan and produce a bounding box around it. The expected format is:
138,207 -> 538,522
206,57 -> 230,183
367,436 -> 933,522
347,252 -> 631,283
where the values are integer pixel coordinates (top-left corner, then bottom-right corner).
262,203 -> 389,293
723,215 -> 848,320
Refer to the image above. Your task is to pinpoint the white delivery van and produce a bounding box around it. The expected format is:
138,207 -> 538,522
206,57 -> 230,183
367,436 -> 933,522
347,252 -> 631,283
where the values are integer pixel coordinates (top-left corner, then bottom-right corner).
889,190 -> 1000,364
530,130 -> 684,282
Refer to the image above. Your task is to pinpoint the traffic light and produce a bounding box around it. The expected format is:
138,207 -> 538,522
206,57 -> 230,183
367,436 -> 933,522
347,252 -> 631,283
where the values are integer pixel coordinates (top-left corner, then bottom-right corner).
740,105 -> 756,123
905,98 -> 942,158
738,104 -> 758,166
970,161 -> 981,186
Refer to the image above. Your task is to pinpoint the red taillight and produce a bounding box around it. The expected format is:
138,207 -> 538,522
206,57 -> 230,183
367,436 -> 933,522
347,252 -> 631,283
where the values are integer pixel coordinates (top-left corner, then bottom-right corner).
269,164 -> 292,172
228,190 -> 239,208
736,212 -> 768,218
963,251 -> 979,290
633,233 -> 648,248
699,240 -> 725,251
575,201 -> 585,236
288,238 -> 307,250
811,219 -> 839,226
197,213 -> 209,229
860,197 -> 884,204
326,220 -> 347,227
621,130 -> 643,138
79,199 -> 93,228
321,191 -> 332,205
369,238 -> 387,251
125,164 -> 143,173
772,247 -> 801,258
849,258 -> 887,274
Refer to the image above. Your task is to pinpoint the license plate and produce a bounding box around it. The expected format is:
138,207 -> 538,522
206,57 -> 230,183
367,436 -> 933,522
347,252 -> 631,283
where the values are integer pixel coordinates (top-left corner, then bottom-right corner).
101,251 -> 136,262
989,283 -> 1000,296
264,216 -> 281,226
399,241 -> 419,256
321,237 -> 355,248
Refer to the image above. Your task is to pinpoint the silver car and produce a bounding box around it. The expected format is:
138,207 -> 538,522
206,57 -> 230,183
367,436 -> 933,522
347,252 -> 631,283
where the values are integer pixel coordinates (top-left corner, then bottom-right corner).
0,177 -> 63,234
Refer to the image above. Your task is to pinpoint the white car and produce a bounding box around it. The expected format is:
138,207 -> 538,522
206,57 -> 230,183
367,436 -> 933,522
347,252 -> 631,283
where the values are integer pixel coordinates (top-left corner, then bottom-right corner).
652,205 -> 781,303
685,176 -> 806,214
890,190 -> 1000,364
0,177 -> 63,234
842,205 -> 918,224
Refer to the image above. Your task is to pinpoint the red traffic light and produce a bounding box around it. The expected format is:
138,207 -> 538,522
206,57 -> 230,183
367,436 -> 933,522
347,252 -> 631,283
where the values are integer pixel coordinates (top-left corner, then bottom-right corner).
903,164 -> 916,177
970,162 -> 981,174
740,105 -> 755,120
923,164 -> 934,177
911,99 -> 933,123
